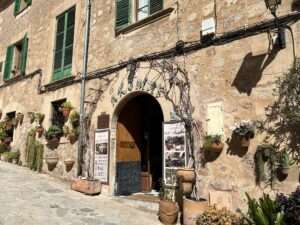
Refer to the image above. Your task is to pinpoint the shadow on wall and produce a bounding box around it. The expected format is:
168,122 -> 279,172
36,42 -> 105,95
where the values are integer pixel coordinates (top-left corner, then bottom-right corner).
0,0 -> 13,12
292,0 -> 300,11
232,49 -> 279,96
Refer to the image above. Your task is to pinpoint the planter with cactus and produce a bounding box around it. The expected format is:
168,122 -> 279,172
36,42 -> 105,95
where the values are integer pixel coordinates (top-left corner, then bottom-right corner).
60,101 -> 73,118
232,120 -> 255,147
203,134 -> 224,153
45,125 -> 63,149
279,151 -> 294,175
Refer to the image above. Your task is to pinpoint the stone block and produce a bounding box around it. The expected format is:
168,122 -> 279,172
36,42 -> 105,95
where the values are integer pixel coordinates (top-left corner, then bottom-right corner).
209,190 -> 233,210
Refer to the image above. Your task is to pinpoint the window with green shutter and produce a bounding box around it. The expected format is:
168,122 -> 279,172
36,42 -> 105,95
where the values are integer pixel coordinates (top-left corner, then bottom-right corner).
116,0 -> 163,29
14,0 -> 32,16
53,7 -> 75,81
3,34 -> 29,81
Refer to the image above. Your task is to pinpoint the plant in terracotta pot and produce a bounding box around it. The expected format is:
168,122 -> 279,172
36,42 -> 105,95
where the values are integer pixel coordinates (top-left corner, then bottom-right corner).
68,127 -> 79,144
45,125 -> 63,149
64,158 -> 75,172
203,134 -> 224,153
36,126 -> 44,138
7,150 -> 20,164
28,112 -> 35,124
69,110 -> 80,127
279,151 -> 294,175
232,120 -> 255,147
60,101 -> 73,118
158,183 -> 179,225
35,113 -> 45,125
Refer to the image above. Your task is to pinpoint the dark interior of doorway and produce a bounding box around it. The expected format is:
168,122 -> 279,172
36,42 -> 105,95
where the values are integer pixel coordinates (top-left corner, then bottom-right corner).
117,94 -> 163,195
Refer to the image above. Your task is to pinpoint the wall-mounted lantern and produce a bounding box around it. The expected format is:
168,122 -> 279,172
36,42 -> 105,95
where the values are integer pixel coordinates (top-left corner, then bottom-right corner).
265,0 -> 282,16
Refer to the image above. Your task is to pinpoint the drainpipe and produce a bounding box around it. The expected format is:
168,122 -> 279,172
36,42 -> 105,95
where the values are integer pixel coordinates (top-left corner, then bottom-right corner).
78,0 -> 91,177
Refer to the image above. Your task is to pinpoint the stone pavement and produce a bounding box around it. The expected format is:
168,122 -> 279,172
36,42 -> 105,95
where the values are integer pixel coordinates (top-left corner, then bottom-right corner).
0,162 -> 162,225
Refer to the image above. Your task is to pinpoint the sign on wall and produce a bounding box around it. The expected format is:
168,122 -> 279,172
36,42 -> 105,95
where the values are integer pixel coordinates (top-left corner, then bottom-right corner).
163,121 -> 187,186
94,129 -> 110,184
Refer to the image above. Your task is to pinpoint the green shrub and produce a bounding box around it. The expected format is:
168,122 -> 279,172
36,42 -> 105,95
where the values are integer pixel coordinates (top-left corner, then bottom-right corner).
61,101 -> 73,109
203,135 -> 222,150
244,193 -> 284,225
7,151 -> 20,160
0,143 -> 8,154
45,125 -> 63,140
196,207 -> 245,225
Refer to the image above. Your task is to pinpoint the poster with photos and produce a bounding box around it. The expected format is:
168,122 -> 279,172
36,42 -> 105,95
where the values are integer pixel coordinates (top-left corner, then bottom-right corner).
163,121 -> 187,186
94,129 -> 110,184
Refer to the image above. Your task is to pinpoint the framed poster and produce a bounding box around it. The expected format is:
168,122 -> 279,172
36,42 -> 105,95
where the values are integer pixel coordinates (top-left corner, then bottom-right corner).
94,129 -> 110,184
163,121 -> 187,186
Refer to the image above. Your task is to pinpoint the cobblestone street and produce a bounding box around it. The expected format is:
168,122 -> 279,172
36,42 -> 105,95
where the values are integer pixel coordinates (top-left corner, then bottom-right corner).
0,162 -> 161,225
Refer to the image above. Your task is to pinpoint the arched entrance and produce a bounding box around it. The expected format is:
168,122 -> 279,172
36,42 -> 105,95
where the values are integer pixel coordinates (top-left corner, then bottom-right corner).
115,94 -> 163,195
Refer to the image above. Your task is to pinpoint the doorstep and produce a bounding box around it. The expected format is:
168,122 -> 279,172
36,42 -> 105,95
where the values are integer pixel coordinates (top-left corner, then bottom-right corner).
113,192 -> 160,213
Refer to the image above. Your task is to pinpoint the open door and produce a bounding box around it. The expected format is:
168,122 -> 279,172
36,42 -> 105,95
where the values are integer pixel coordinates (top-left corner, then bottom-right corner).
115,94 -> 163,195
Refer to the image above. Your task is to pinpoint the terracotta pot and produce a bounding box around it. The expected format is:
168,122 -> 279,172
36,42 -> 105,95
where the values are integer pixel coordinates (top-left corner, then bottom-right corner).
46,156 -> 59,167
46,137 -> 60,149
36,127 -> 44,138
68,134 -> 77,144
4,137 -> 12,145
179,181 -> 193,196
210,142 -> 224,153
64,159 -> 75,171
176,168 -> 196,183
183,197 -> 209,225
158,200 -> 178,225
241,137 -> 250,147
17,113 -> 24,124
280,167 -> 289,175
62,108 -> 71,118
71,179 -> 101,195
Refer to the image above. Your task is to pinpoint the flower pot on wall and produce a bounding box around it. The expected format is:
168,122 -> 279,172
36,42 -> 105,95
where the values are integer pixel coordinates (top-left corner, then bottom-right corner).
36,127 -> 44,138
158,200 -> 179,225
46,137 -> 60,149
4,137 -> 12,145
64,159 -> 75,172
68,134 -> 77,144
45,153 -> 59,170
240,137 -> 250,147
16,113 -> 24,124
280,167 -> 289,175
210,142 -> 224,153
62,108 -> 71,118
176,168 -> 195,183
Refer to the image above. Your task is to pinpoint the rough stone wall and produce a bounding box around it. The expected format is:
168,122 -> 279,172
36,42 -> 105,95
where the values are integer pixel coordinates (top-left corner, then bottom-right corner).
0,0 -> 299,210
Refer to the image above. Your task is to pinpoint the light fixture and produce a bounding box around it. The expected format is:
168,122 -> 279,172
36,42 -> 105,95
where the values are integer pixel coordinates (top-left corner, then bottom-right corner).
265,0 -> 282,15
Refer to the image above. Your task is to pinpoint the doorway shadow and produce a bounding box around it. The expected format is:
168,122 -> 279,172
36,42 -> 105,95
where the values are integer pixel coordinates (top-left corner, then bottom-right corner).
232,49 -> 279,96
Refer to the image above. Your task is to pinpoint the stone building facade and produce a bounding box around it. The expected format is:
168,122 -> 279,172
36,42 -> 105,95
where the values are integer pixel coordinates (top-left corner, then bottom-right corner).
0,0 -> 299,210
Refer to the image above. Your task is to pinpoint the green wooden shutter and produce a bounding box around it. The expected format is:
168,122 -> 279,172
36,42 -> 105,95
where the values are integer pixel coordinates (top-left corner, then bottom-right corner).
150,0 -> 163,15
14,0 -> 20,16
20,34 -> 29,75
3,46 -> 14,81
116,0 -> 130,29
25,0 -> 32,6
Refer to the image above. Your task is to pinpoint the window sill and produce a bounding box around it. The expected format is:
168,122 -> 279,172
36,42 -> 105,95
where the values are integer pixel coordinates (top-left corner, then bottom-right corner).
3,74 -> 24,84
43,76 -> 76,92
115,8 -> 174,36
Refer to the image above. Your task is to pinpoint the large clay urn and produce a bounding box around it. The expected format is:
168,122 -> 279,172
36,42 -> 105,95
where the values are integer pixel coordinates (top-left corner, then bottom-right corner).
158,199 -> 179,225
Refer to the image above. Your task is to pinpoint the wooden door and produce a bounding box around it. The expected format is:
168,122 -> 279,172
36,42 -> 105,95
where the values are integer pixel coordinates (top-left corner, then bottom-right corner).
116,99 -> 143,195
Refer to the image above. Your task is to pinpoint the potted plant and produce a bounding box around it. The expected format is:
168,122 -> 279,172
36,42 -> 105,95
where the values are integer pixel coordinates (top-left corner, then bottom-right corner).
35,113 -> 45,125
28,112 -> 35,123
279,151 -> 294,175
60,101 -> 73,118
203,134 -> 224,153
232,120 -> 255,147
16,112 -> 24,124
68,127 -> 79,144
8,151 -> 20,164
45,125 -> 63,149
158,183 -> 179,225
69,110 -> 80,127
36,126 -> 44,138
176,168 -> 195,196
183,197 -> 209,225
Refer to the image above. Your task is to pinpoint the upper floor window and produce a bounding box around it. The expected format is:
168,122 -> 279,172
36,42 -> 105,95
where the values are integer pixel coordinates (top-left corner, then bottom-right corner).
14,0 -> 32,16
3,35 -> 28,81
116,0 -> 163,30
52,7 -> 75,81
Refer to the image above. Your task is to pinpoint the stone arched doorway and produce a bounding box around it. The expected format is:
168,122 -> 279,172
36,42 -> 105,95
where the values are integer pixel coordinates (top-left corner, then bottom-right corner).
115,93 -> 164,195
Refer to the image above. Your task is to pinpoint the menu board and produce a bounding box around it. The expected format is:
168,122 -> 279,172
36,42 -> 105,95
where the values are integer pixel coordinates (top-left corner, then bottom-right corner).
163,121 -> 187,186
94,129 -> 110,184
